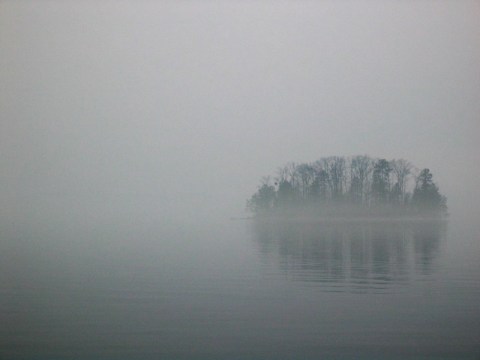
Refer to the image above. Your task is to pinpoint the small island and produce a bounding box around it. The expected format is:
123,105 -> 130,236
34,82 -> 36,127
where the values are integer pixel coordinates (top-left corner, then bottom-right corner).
247,155 -> 447,220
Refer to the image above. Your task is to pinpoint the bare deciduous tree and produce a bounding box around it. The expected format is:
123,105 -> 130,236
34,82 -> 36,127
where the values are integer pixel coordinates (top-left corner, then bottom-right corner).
390,159 -> 412,204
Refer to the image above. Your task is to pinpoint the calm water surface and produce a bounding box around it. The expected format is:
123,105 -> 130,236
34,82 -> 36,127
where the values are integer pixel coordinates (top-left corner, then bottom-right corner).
1,216 -> 479,359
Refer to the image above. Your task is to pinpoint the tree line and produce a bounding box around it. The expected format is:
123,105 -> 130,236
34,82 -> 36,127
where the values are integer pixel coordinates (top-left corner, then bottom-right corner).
247,155 -> 447,218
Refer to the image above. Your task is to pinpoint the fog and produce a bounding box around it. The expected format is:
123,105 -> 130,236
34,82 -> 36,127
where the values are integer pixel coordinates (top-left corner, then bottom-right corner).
1,3 -> 480,357
1,0 -> 479,225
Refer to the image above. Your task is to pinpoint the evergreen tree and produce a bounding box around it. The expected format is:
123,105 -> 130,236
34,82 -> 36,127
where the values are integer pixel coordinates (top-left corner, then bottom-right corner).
412,169 -> 447,214
247,182 -> 276,214
276,180 -> 296,208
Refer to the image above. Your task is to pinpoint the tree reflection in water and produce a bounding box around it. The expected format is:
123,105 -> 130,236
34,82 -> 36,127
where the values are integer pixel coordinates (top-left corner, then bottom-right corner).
251,220 -> 446,292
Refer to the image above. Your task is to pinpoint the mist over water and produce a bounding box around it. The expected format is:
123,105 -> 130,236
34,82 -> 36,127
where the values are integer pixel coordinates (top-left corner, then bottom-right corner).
252,220 -> 447,287
1,1 -> 480,359
1,216 -> 479,359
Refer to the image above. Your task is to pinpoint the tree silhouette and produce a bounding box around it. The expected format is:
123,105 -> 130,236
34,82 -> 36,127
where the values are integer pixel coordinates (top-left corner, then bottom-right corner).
412,169 -> 447,214
247,156 -> 447,218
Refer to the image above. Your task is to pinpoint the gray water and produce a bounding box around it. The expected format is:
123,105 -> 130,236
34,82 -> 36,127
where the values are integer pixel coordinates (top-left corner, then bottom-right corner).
1,216 -> 479,359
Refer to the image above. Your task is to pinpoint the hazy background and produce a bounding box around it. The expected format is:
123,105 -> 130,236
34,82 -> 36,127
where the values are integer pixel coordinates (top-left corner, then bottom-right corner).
1,0 -> 479,226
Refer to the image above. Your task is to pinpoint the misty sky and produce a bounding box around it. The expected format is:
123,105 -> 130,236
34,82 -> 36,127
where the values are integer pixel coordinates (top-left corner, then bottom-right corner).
1,1 -> 479,222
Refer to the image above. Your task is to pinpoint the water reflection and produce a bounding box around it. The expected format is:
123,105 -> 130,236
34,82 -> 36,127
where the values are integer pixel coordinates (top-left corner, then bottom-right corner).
252,220 -> 446,291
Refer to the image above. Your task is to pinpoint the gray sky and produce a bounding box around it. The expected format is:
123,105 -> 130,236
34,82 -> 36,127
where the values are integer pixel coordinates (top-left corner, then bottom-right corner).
1,0 -> 479,223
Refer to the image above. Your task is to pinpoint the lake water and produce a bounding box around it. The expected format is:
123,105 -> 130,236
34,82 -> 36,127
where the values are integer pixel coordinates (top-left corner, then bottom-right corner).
1,216 -> 479,359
